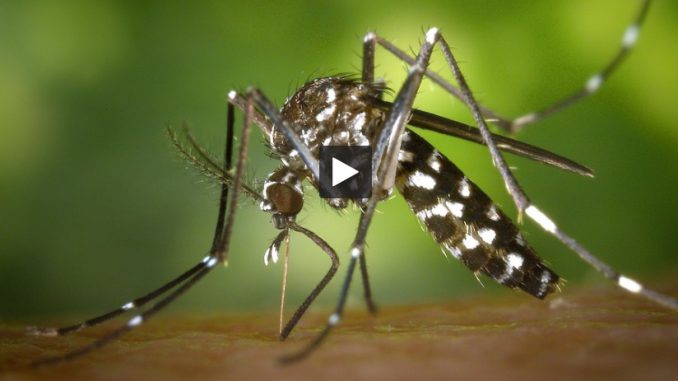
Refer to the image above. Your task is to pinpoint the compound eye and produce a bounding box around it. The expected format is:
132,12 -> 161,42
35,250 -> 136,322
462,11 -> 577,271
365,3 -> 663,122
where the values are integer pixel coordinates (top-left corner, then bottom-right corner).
266,183 -> 303,216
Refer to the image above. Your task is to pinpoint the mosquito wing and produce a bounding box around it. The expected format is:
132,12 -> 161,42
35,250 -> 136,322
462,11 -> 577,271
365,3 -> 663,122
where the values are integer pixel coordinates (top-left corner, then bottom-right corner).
395,130 -> 559,298
372,99 -> 593,177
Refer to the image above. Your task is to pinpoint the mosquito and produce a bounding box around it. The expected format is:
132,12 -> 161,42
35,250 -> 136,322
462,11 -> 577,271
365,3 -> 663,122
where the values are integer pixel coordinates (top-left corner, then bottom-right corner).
25,0 -> 675,367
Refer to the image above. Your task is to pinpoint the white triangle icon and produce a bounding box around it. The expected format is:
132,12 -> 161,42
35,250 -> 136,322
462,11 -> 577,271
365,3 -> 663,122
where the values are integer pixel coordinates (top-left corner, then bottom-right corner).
332,157 -> 359,187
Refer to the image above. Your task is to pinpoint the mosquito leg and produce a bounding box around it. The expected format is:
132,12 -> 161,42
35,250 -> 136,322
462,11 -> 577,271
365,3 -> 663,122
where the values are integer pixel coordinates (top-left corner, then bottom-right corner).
278,223 -> 339,340
373,0 -> 651,133
511,0 -> 651,132
426,32 -> 531,217
248,89 -> 320,182
27,104 -> 240,340
372,33 -> 508,129
29,263 -> 215,368
279,244 -> 357,363
228,91 -> 273,136
211,91 -> 254,262
433,31 -> 677,310
356,32 -> 379,316
281,28 -> 443,363
525,205 -> 678,310
209,102 -> 236,251
28,90 -> 255,368
358,253 -> 377,315
362,32 -> 376,84
27,259 -> 210,337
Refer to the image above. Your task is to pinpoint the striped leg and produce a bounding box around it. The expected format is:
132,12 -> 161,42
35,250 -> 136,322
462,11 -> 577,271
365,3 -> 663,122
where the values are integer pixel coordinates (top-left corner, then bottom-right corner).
26,258 -> 212,338
281,27 -> 444,363
278,223 -> 340,340
525,205 -> 678,310
239,85 -> 380,319
28,92 -> 256,367
367,0 -> 651,133
431,29 -> 678,311
260,224 -> 340,341
27,103 -> 242,340
231,86 -> 372,343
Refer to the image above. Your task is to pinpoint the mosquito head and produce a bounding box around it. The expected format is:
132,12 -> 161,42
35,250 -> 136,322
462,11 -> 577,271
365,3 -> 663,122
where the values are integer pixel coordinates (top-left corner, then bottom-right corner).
259,166 -> 304,229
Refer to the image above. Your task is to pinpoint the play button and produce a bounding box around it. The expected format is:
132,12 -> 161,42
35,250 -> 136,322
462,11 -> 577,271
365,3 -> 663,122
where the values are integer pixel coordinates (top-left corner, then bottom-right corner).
319,146 -> 371,199
332,158 -> 359,187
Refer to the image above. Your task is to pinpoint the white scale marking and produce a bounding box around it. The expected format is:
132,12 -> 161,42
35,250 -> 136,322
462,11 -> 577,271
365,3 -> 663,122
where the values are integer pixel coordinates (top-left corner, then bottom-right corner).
206,257 -> 218,268
498,253 -> 524,283
478,228 -> 497,244
264,247 -> 271,266
335,130 -> 349,141
417,199 -> 466,221
398,150 -> 415,163
622,24 -> 639,48
269,127 -> 279,152
128,315 -> 143,327
282,172 -> 294,183
526,205 -> 557,233
486,205 -> 500,221
227,90 -> 237,100
363,32 -> 376,43
507,253 -> 524,270
443,242 -> 462,259
272,241 -> 282,263
585,74 -> 603,93
122,302 -> 135,311
513,112 -> 537,127
416,203 -> 449,221
618,275 -> 643,293
315,104 -> 336,122
462,234 -> 480,250
351,112 -> 366,131
328,313 -> 340,326
354,133 -> 370,146
260,200 -> 273,212
538,271 -> 552,296
408,171 -> 437,190
445,201 -> 464,218
351,247 -> 362,258
291,180 -> 303,195
264,244 -> 279,266
427,152 -> 442,172
426,27 -> 439,44
300,128 -> 317,145
326,87 -> 336,102
262,178 -> 277,198
459,178 -> 471,198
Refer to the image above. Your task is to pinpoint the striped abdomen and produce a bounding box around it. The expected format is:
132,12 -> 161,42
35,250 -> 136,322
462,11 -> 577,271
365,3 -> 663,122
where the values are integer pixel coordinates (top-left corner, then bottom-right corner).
395,130 -> 559,299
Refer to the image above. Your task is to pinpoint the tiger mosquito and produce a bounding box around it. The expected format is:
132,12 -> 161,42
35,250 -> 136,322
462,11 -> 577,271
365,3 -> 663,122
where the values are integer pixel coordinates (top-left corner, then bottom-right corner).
25,0 -> 676,367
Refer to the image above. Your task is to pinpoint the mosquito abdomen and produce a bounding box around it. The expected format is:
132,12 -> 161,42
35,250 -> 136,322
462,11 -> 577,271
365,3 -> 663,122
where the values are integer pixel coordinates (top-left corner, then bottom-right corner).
395,130 -> 559,299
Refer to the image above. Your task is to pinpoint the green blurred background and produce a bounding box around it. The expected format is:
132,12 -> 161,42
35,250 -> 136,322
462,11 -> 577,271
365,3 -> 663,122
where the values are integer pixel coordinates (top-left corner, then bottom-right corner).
1,0 -> 677,322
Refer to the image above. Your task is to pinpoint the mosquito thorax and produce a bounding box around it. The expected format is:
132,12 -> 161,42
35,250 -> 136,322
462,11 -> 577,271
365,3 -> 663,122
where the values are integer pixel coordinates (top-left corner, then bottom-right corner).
263,76 -> 387,211
274,76 -> 386,160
